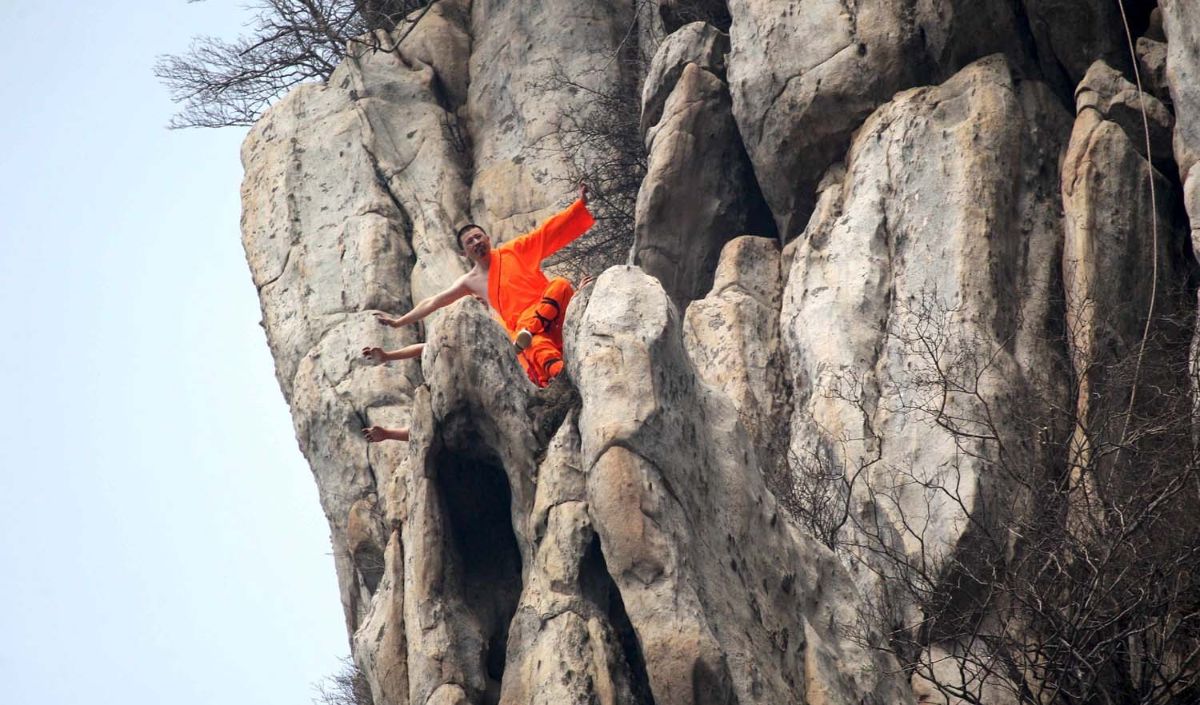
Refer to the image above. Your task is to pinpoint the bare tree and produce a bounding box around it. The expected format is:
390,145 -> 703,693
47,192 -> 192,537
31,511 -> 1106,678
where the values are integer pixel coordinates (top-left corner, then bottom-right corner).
155,0 -> 431,128
314,657 -> 374,705
791,290 -> 1200,705
537,59 -> 647,280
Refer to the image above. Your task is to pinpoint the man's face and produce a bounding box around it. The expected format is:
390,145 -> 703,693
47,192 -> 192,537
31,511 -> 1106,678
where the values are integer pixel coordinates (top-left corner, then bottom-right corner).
460,226 -> 491,260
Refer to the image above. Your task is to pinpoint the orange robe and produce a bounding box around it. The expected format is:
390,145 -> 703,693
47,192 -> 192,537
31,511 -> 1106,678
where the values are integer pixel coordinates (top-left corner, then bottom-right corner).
486,198 -> 595,386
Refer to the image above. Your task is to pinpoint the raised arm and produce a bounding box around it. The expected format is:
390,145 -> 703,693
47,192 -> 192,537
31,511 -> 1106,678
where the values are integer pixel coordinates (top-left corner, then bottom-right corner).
375,276 -> 470,328
511,183 -> 595,262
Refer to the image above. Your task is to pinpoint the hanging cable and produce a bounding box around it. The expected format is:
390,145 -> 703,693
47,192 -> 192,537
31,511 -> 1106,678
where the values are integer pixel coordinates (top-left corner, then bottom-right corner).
1114,0 -> 1162,453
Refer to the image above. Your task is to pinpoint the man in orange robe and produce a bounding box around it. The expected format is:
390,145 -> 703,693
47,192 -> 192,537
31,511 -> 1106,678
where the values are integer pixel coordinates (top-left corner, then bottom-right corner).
476,192 -> 595,386
363,184 -> 594,444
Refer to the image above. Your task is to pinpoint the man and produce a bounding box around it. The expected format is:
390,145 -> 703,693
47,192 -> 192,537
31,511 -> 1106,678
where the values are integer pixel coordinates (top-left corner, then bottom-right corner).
361,183 -> 595,443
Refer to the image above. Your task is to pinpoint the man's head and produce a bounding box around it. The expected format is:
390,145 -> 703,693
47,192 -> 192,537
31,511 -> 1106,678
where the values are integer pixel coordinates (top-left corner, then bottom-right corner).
456,223 -> 491,261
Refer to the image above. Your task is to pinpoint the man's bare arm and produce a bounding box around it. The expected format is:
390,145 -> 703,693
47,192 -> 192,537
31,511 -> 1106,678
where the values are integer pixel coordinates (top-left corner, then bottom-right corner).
362,343 -> 425,363
363,426 -> 409,443
375,277 -> 470,328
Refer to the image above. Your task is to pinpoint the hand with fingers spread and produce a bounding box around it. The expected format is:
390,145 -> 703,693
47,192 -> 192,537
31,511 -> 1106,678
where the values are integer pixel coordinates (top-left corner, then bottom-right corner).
362,346 -> 387,364
579,274 -> 596,289
374,312 -> 401,327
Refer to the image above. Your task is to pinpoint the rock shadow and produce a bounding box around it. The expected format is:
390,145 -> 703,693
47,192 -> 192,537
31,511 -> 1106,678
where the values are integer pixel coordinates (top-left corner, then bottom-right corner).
433,433 -> 524,703
579,535 -> 657,705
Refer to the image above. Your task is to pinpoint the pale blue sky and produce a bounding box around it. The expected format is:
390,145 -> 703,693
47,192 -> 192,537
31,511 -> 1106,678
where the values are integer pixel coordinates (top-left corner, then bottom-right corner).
0,3 -> 348,704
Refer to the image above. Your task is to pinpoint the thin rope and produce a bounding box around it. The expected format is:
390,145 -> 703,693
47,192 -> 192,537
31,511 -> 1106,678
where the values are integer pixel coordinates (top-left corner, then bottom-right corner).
1114,0 -> 1161,454
600,0 -> 655,74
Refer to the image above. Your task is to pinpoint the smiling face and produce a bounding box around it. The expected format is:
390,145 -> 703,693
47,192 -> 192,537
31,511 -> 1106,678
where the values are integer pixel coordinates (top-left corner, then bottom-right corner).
457,224 -> 492,261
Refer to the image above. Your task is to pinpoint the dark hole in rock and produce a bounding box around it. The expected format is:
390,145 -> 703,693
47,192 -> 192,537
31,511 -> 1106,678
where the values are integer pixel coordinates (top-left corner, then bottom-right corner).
580,535 -> 658,705
1120,0 -> 1159,39
659,0 -> 732,33
434,443 -> 523,704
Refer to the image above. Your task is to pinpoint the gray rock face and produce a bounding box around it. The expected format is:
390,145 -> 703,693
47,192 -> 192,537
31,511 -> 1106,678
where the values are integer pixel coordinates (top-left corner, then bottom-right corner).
639,21 -> 729,137
335,33 -> 474,304
1137,37 -> 1172,105
240,3 -> 1200,705
241,6 -> 478,689
1075,60 -> 1175,164
241,74 -> 423,636
724,0 -> 1129,243
633,62 -> 765,307
726,0 -> 1038,241
569,267 -> 910,705
392,0 -> 471,112
1162,0 -> 1200,253
782,54 -> 1070,581
683,236 -> 787,472
1062,59 -> 1177,493
466,0 -> 635,242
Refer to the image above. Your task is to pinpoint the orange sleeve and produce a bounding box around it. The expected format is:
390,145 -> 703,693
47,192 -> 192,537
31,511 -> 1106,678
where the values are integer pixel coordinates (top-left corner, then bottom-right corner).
509,199 -> 595,264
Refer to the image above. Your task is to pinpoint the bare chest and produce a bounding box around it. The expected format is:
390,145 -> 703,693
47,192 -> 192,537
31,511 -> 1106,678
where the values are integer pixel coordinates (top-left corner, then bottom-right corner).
463,266 -> 491,307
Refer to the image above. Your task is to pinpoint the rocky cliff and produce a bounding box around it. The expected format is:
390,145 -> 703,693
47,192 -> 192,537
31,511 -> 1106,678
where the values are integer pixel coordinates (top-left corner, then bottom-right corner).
240,2 -> 1200,704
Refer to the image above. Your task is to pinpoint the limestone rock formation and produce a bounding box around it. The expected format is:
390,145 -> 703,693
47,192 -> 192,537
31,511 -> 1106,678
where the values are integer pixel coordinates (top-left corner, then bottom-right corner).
1162,1 -> 1200,253
683,236 -> 787,472
239,2 -> 1200,704
1137,36 -> 1171,104
466,0 -> 635,242
632,59 -> 767,307
639,21 -> 729,137
783,55 -> 1071,578
1062,59 -> 1177,466
725,0 -> 1036,241
568,267 -> 908,705
1075,60 -> 1175,163
241,72 -> 423,634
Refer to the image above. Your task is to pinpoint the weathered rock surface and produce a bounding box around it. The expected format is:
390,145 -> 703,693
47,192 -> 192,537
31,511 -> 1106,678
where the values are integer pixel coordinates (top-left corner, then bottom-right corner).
633,61 -> 767,306
782,55 -> 1070,580
241,72 -> 422,635
336,18 -> 474,304
239,3 -> 1200,705
466,0 -> 636,242
725,0 -> 1130,243
1162,0 -> 1200,252
1075,60 -> 1175,163
726,0 -> 1041,241
683,236 -> 787,471
569,267 -> 910,705
1062,60 -> 1177,464
639,21 -> 729,137
1137,36 -> 1172,104
391,0 -> 471,112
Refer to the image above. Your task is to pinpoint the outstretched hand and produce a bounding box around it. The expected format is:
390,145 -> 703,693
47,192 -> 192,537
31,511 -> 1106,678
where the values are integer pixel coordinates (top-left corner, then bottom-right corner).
362,425 -> 409,443
579,181 -> 590,206
579,274 -> 596,289
362,426 -> 390,443
373,312 -> 399,327
362,346 -> 387,364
